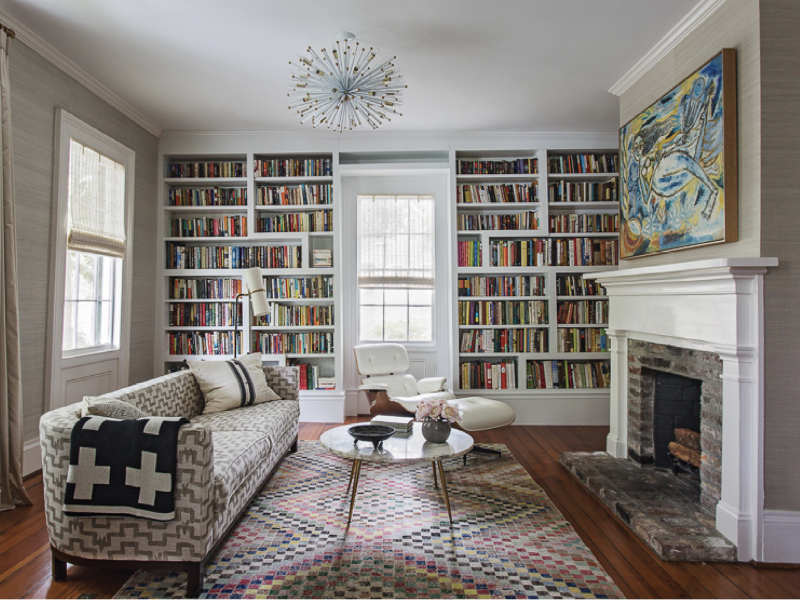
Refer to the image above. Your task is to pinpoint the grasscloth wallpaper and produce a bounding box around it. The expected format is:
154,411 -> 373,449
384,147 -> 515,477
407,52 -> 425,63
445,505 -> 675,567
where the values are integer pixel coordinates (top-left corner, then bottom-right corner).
619,0 -> 800,511
9,40 -> 158,442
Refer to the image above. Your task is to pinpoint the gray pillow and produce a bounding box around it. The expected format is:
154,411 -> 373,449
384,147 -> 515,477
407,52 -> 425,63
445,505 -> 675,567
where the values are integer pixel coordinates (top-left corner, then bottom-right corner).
81,397 -> 148,419
187,352 -> 281,415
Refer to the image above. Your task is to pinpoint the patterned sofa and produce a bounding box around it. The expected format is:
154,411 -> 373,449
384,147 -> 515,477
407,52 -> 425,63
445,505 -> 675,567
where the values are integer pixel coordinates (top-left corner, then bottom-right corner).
39,366 -> 300,598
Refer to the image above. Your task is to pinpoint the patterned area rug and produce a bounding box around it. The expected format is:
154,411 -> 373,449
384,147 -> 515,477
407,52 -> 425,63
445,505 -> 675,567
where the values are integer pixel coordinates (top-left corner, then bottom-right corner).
114,441 -> 622,599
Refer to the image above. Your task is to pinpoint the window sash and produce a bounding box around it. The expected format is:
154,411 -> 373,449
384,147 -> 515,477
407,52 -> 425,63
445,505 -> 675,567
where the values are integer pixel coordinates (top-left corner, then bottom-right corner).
357,194 -> 435,289
67,138 -> 127,258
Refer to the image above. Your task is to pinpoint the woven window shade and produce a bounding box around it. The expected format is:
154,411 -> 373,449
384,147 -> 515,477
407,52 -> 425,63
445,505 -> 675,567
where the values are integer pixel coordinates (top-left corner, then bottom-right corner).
357,195 -> 435,289
67,139 -> 126,258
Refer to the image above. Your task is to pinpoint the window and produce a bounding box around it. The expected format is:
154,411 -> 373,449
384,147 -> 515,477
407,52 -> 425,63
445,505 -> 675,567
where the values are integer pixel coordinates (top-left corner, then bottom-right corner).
61,133 -> 128,355
357,194 -> 435,342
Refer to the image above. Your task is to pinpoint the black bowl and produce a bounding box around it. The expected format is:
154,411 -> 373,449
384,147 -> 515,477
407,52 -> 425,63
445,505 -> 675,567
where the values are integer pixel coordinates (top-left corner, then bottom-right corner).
348,424 -> 396,450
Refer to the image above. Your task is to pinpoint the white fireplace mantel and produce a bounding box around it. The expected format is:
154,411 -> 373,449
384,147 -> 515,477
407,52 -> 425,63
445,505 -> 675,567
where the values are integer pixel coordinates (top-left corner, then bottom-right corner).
591,257 -> 778,563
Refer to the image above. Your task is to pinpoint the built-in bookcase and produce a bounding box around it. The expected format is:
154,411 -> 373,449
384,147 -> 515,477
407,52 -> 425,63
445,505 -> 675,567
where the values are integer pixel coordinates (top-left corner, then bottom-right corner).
454,149 -> 618,397
159,152 -> 338,394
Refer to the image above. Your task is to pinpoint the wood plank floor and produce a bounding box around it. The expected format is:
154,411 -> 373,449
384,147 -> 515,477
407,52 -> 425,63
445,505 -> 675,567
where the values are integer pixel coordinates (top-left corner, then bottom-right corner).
2,419 -> 799,599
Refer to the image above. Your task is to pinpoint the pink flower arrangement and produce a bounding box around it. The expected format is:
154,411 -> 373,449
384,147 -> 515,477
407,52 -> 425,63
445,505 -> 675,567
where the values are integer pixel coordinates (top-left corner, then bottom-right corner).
415,398 -> 463,423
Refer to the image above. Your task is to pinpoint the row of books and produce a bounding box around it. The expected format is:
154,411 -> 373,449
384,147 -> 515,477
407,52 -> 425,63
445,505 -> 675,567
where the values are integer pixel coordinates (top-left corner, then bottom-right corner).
458,275 -> 545,298
548,213 -> 619,235
168,277 -> 242,300
254,158 -> 332,178
165,243 -> 302,270
168,187 -> 246,207
256,210 -> 332,233
254,303 -> 334,327
167,331 -> 239,356
548,154 -> 617,175
289,362 -> 335,390
457,211 -> 539,232
458,300 -> 549,326
167,161 -> 246,179
489,238 -> 619,267
556,327 -> 609,353
460,328 -> 548,353
457,240 -> 482,267
526,360 -> 610,389
457,158 -> 538,175
456,183 -> 538,204
167,302 -> 237,327
555,275 -> 606,297
548,179 -> 618,203
556,300 -> 609,325
168,216 -> 247,238
459,360 -> 518,390
264,275 -> 334,299
253,332 -> 334,354
256,184 -> 333,206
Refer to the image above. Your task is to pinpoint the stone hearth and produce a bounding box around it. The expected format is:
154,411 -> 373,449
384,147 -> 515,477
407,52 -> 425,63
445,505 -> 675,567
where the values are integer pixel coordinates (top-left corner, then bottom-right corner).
561,451 -> 736,562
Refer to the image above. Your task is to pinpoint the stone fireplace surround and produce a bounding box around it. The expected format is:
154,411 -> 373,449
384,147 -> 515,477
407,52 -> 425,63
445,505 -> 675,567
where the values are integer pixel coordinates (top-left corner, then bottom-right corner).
591,258 -> 779,563
626,339 -> 722,515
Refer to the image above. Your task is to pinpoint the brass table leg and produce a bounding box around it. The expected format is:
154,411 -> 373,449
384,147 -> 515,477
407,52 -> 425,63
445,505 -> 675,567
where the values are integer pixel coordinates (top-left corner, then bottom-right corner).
436,459 -> 453,524
346,459 -> 358,493
432,462 -> 438,489
346,459 -> 362,526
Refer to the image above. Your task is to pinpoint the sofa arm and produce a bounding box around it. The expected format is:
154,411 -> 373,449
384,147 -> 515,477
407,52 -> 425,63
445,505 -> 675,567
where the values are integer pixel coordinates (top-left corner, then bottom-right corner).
417,377 -> 448,394
40,408 -> 217,563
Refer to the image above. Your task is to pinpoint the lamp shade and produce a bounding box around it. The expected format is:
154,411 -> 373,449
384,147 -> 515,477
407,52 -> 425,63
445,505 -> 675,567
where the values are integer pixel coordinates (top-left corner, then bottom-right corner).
243,267 -> 270,316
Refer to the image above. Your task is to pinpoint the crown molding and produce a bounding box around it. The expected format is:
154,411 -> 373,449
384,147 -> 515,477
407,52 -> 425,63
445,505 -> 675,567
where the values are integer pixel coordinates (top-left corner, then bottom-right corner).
609,0 -> 727,97
0,9 -> 162,137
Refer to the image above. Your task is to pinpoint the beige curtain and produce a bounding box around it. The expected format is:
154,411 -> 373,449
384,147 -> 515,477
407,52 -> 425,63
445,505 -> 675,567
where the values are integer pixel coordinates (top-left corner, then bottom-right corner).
0,30 -> 31,511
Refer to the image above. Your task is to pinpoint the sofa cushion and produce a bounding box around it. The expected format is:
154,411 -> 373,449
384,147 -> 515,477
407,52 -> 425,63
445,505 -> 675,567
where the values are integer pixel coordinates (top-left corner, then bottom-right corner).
188,353 -> 280,414
210,430 -> 271,514
192,400 -> 300,446
80,396 -> 149,419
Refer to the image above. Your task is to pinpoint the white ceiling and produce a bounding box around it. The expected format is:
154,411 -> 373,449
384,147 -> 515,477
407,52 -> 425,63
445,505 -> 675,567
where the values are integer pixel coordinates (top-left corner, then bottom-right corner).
0,0 -> 702,135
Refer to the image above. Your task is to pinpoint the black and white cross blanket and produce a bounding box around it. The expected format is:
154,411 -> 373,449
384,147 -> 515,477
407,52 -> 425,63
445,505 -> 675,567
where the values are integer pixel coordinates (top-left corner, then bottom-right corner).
64,416 -> 189,521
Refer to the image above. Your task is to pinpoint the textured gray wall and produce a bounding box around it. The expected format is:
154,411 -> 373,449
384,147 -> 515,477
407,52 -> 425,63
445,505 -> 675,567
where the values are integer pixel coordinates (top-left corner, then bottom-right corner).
759,0 -> 800,511
618,0 -> 762,266
9,41 -> 158,441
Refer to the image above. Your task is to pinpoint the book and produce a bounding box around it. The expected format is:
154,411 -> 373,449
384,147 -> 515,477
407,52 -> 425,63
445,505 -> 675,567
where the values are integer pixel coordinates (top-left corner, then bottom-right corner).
371,414 -> 414,431
313,249 -> 332,267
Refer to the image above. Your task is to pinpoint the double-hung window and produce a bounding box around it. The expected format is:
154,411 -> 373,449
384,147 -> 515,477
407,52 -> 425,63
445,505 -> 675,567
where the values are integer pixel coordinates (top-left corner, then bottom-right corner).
62,138 -> 127,354
62,138 -> 127,353
357,194 -> 435,342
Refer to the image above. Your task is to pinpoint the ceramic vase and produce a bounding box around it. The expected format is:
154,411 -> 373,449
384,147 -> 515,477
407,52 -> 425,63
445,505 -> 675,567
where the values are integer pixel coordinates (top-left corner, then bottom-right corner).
421,418 -> 451,443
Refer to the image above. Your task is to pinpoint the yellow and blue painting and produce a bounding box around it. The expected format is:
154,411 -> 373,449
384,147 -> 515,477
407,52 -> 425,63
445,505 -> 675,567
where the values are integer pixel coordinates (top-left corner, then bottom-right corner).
620,50 -> 735,258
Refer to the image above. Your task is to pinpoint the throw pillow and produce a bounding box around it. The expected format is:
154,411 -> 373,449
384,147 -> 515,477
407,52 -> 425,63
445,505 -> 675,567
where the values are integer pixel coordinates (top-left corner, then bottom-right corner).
187,352 -> 281,415
81,397 -> 149,419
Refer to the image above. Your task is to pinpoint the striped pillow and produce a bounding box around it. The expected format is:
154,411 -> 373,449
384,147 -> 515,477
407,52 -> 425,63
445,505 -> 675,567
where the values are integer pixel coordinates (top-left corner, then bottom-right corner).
188,352 -> 281,415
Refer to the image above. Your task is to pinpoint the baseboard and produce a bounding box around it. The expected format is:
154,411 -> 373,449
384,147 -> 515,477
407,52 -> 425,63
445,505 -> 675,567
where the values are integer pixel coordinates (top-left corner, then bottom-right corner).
762,510 -> 800,563
23,438 -> 42,477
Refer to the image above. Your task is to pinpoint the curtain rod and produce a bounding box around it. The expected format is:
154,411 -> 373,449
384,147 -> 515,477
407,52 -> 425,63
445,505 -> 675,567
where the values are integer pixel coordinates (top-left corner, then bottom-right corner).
0,23 -> 15,39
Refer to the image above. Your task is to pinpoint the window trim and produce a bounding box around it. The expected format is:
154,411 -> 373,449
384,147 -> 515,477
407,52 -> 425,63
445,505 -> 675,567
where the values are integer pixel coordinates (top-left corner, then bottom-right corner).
46,109 -> 135,409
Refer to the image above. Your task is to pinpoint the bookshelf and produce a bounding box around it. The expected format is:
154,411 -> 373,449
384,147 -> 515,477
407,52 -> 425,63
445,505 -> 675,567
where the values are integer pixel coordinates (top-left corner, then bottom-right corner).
454,149 -> 618,399
160,152 -> 339,396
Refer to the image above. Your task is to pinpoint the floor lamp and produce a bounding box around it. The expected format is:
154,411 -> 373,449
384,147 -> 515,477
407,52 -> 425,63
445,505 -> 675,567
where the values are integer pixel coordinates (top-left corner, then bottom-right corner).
234,266 -> 270,358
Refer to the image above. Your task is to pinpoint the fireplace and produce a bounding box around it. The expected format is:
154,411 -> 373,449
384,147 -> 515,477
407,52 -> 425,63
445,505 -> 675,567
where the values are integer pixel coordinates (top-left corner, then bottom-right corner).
626,339 -> 721,514
569,258 -> 780,562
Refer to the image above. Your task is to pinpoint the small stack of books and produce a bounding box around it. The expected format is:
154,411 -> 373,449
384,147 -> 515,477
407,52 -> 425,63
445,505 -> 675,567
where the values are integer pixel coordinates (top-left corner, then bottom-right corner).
370,414 -> 414,434
313,249 -> 332,267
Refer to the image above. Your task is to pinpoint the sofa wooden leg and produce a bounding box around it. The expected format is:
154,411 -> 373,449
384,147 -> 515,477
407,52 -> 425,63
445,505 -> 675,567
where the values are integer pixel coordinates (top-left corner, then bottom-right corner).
51,551 -> 67,582
290,437 -> 299,453
186,563 -> 204,598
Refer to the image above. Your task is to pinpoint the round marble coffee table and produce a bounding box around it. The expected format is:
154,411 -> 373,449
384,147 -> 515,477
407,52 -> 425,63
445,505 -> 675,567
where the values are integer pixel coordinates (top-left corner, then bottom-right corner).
320,422 -> 474,525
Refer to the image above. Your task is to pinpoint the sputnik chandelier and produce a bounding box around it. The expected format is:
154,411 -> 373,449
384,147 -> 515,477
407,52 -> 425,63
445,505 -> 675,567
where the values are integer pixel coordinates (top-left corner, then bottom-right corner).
288,31 -> 405,132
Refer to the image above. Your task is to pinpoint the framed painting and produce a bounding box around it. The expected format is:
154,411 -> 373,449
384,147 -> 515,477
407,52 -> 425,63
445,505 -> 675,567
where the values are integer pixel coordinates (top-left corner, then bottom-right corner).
619,48 -> 737,258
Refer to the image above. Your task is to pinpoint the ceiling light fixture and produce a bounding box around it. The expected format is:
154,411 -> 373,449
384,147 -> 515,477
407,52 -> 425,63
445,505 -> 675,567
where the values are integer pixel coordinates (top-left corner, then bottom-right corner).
288,31 -> 405,132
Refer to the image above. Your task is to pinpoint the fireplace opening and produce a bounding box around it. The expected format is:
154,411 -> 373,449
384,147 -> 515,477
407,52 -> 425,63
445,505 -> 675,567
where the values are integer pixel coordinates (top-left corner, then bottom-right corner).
653,371 -> 702,469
